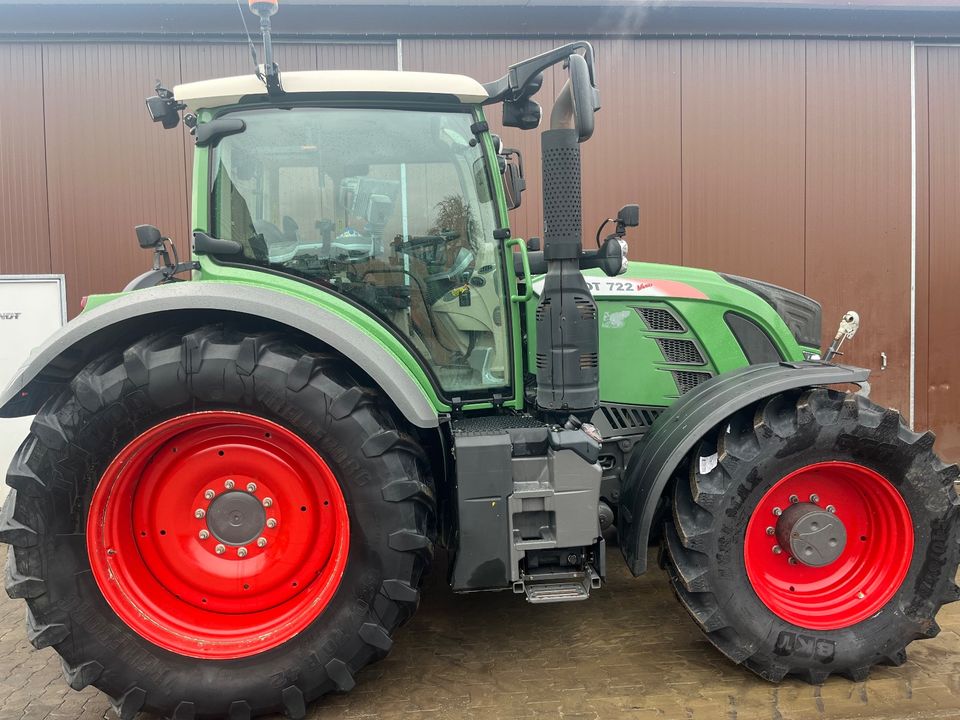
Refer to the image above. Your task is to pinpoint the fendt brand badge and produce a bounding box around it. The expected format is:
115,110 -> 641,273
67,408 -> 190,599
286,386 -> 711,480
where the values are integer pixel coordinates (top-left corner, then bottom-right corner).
0,312 -> 22,320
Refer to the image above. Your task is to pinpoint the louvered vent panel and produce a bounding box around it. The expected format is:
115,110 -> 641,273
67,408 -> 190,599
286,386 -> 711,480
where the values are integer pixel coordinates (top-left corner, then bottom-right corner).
672,370 -> 712,394
536,296 -> 551,321
599,405 -> 662,433
656,338 -> 705,365
574,295 -> 598,320
637,307 -> 684,332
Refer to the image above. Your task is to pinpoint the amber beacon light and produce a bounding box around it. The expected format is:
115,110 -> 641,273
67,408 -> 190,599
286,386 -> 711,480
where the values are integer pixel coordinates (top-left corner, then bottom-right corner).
248,0 -> 278,17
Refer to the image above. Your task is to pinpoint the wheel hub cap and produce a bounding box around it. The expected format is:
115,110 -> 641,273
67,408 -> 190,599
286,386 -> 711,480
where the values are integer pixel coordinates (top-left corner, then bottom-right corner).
206,491 -> 266,546
775,503 -> 847,567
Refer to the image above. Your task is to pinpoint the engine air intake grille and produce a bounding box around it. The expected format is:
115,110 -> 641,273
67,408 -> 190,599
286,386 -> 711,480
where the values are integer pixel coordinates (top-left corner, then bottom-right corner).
637,307 -> 684,332
656,338 -> 705,365
579,352 -> 598,369
672,370 -> 712,395
599,405 -> 661,433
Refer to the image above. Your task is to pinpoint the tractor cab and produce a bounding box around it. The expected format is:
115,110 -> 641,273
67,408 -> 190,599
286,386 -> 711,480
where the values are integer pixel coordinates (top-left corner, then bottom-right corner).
177,77 -> 513,395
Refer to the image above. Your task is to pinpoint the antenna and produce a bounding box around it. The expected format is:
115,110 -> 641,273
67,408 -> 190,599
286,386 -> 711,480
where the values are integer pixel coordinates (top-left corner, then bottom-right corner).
248,0 -> 283,96
235,0 -> 264,83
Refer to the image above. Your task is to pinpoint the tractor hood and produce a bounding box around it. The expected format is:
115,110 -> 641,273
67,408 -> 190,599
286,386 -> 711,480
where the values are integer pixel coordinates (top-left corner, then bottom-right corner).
718,273 -> 822,349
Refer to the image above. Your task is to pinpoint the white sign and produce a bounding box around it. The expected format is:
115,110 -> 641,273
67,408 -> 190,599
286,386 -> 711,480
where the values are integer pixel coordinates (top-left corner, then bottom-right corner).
0,276 -> 67,504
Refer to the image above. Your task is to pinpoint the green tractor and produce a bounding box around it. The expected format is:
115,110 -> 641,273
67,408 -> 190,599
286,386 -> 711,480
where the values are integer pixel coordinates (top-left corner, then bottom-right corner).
2,2 -> 958,718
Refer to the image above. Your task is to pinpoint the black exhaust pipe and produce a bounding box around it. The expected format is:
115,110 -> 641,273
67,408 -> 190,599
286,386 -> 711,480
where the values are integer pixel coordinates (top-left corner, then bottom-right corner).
534,122 -> 599,421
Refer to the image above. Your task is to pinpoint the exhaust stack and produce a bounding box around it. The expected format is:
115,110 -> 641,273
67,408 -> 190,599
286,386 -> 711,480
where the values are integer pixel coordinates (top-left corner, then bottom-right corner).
534,52 -> 601,422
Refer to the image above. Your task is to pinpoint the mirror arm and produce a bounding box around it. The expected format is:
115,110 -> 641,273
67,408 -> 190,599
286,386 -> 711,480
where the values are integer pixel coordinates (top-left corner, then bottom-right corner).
483,41 -> 597,104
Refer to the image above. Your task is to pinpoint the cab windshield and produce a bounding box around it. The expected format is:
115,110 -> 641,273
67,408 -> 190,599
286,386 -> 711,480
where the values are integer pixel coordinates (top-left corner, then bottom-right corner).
210,107 -> 510,395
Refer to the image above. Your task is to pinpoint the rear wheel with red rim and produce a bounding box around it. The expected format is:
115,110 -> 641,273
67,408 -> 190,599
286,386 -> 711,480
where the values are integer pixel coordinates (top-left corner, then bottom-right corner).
663,388 -> 960,684
88,411 -> 351,659
0,326 -> 435,719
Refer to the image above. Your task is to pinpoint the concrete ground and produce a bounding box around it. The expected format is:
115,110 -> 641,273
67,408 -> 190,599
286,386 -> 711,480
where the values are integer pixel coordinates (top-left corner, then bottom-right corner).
2,546 -> 960,720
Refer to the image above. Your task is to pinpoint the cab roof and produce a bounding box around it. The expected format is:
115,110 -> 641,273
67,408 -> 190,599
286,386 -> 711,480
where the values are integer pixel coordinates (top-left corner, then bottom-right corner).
174,70 -> 489,112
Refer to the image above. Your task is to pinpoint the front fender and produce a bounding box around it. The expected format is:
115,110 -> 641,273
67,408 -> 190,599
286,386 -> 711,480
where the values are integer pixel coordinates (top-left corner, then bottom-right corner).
0,282 -> 439,429
618,361 -> 870,575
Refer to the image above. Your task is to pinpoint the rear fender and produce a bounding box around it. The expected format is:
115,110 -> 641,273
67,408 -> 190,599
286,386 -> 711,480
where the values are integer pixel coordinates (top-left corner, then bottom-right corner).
618,361 -> 870,575
0,282 -> 440,429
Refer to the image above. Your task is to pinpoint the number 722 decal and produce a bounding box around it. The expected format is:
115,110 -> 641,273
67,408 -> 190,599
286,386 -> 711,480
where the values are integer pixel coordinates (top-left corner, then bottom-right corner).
531,277 -> 708,300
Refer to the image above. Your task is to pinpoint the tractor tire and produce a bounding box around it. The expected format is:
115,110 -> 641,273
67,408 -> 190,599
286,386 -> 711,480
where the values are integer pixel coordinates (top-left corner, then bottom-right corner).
0,324 -> 436,719
661,388 -> 960,684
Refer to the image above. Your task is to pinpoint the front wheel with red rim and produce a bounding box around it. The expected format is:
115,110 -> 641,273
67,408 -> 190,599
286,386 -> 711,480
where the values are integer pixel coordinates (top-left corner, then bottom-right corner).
663,388 -> 960,684
0,326 -> 435,719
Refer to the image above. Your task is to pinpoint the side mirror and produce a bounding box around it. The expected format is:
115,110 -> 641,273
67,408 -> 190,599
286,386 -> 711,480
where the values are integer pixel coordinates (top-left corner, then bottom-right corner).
135,224 -> 163,249
567,53 -> 598,143
617,204 -> 640,228
502,148 -> 526,211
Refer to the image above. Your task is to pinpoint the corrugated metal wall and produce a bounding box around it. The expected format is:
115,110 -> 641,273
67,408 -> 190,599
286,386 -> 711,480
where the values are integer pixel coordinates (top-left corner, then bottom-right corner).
0,37 -> 955,452
0,44 -> 49,276
916,45 -> 960,460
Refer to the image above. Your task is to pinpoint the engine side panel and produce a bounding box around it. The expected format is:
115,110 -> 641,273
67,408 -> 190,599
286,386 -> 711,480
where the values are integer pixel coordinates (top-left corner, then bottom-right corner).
527,261 -> 809,410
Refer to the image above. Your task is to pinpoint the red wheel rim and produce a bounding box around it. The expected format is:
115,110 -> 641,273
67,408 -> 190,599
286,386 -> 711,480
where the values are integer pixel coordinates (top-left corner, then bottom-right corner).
744,461 -> 913,630
87,411 -> 350,659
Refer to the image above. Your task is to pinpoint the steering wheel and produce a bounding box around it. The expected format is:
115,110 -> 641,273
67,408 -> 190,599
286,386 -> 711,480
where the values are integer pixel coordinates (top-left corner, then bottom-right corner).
394,230 -> 461,254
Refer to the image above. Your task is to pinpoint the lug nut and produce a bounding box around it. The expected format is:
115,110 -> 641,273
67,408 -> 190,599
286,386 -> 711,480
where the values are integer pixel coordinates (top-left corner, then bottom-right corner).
772,545 -> 783,555
772,507 -> 783,517
215,544 -> 226,555
224,479 -> 235,490
262,497 -> 273,508
198,529 -> 210,540
857,591 -> 865,599
246,482 -> 257,493
204,489 -> 216,500
237,547 -> 248,558
789,494 -> 799,504
766,526 -> 775,536
257,537 -> 267,548
788,557 -> 798,565
194,508 -> 206,519
826,504 -> 836,513
809,493 -> 820,504
266,518 -> 278,529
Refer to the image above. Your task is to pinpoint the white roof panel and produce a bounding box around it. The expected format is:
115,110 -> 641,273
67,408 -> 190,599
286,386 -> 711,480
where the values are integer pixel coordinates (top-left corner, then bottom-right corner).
174,70 -> 488,111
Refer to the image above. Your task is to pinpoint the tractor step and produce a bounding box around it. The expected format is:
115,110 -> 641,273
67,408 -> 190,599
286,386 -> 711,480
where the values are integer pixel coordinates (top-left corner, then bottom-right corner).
515,566 -> 601,604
